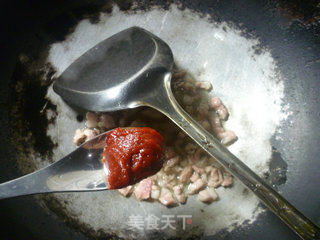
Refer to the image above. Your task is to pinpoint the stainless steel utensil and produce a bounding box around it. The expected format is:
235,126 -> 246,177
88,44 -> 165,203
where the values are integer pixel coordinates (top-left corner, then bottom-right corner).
52,27 -> 320,240
0,131 -> 109,199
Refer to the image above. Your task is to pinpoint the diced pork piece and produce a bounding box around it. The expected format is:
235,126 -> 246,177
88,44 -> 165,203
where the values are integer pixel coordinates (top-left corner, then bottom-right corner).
190,172 -> 200,183
201,120 -> 211,131
174,139 -> 183,150
179,159 -> 189,168
148,174 -> 158,181
210,116 -> 237,144
216,107 -> 229,121
134,178 -> 153,200
185,143 -> 197,155
151,189 -> 160,199
175,194 -> 187,204
173,165 -> 183,173
86,112 -> 99,122
173,186 -> 187,204
157,178 -> 166,187
200,173 -> 208,183
86,121 -> 98,128
209,113 -> 225,136
100,113 -> 116,130
218,130 -> 238,145
193,148 -> 203,162
195,81 -> 212,91
207,168 -> 223,188
73,129 -> 87,145
173,185 -> 183,195
163,174 -> 175,183
221,173 -> 233,187
165,181 -> 176,189
185,106 -> 193,113
164,156 -> 180,170
183,95 -> 194,105
179,166 -> 193,183
188,179 -> 206,194
164,165 -> 173,172
182,82 -> 196,93
85,112 -> 99,128
164,147 -> 176,160
178,131 -> 186,138
198,188 -> 218,202
199,107 -> 208,120
210,168 -> 220,182
83,129 -> 98,141
196,158 -> 209,168
209,97 -> 222,109
118,186 -> 133,197
212,125 -> 225,136
192,165 -> 205,174
208,188 -> 219,200
205,166 -> 214,173
198,189 -> 212,202
209,97 -> 229,120
156,169 -> 165,178
151,185 -> 160,199
173,71 -> 186,79
209,113 -> 222,127
159,188 -> 176,206
215,169 -> 224,187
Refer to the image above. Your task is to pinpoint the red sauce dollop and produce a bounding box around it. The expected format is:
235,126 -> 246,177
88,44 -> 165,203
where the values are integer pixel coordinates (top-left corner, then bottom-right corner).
102,127 -> 164,189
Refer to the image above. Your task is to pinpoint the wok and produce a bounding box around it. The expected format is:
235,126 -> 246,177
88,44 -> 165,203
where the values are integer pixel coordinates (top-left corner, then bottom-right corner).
0,0 -> 319,239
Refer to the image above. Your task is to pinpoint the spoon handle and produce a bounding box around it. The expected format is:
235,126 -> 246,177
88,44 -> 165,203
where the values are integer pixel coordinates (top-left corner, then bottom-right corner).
147,73 -> 320,240
0,166 -> 52,199
0,158 -> 78,199
0,145 -> 106,199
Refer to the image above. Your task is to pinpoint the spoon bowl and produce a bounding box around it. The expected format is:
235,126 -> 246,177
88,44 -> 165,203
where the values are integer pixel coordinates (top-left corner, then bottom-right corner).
53,27 -> 173,112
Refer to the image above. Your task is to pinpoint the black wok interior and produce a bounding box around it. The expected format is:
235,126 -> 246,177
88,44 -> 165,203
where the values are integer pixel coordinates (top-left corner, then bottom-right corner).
0,0 -> 319,239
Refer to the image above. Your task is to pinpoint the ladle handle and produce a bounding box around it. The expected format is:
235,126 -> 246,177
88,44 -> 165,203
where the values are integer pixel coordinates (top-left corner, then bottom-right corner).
147,73 -> 320,240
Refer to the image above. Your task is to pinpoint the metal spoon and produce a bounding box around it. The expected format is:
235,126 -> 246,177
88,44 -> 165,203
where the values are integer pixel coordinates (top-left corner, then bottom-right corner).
0,131 -> 111,199
52,27 -> 319,239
